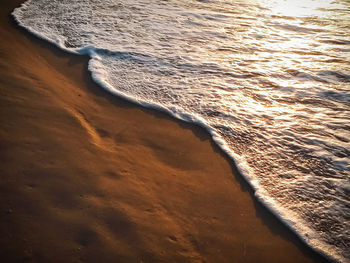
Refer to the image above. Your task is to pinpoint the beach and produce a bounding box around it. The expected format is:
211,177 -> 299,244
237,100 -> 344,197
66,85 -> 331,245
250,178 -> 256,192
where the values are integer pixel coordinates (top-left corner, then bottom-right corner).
0,1 -> 330,262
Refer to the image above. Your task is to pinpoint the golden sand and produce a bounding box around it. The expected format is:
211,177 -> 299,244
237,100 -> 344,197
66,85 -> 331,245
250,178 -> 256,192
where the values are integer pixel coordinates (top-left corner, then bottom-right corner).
0,1 -> 328,262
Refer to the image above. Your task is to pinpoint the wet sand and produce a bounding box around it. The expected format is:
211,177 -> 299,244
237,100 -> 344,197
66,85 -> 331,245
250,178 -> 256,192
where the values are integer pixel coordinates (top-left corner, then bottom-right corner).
0,0 -> 329,262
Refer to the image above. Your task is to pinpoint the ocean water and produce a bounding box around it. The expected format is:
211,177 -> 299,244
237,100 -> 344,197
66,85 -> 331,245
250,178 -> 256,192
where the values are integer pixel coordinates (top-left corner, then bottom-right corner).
12,0 -> 350,262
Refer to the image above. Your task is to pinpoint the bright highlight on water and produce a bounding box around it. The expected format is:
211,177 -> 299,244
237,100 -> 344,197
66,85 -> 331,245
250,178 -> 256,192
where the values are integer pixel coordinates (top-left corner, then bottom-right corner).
13,0 -> 350,262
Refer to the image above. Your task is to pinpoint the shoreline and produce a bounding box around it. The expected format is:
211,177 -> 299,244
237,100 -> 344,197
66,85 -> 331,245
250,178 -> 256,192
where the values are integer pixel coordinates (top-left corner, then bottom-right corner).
12,8 -> 337,262
1,0 -> 330,262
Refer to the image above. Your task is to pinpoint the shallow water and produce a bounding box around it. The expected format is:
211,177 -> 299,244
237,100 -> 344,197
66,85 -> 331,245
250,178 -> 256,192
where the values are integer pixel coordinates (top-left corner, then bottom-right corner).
13,0 -> 350,261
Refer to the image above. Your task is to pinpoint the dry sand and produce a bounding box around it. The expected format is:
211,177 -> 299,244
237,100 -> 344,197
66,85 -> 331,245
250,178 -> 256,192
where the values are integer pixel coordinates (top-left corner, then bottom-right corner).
0,0 -> 329,262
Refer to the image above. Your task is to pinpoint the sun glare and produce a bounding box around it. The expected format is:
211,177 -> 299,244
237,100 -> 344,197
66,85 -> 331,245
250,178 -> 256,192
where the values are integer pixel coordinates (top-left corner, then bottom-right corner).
264,0 -> 334,18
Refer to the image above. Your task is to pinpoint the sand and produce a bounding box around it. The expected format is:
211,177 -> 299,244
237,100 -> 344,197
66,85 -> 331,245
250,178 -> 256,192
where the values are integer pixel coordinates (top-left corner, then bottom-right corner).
0,0 -> 329,262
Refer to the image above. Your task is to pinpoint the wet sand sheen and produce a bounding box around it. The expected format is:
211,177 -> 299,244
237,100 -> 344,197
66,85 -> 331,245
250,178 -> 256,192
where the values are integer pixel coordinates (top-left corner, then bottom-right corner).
0,0 -> 329,262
